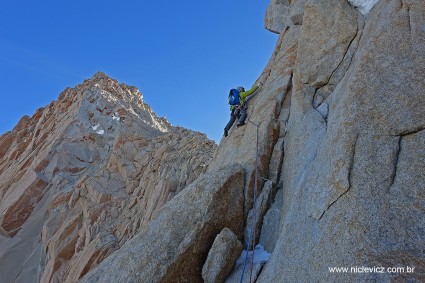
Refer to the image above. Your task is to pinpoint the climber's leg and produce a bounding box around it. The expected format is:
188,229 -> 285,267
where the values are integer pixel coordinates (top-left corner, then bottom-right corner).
237,107 -> 247,127
224,108 -> 240,136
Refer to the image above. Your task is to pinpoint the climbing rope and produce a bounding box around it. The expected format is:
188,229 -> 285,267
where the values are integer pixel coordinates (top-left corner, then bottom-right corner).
240,119 -> 260,283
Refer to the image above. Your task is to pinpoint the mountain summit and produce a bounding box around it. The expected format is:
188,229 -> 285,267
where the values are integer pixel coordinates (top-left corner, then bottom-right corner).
0,72 -> 216,282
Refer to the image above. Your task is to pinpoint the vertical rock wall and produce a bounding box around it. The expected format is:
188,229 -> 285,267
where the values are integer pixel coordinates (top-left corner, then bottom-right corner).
257,0 -> 425,282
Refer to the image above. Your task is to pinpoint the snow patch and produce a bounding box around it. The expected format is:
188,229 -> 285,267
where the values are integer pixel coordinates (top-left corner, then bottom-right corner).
348,0 -> 380,15
112,113 -> 120,121
92,124 -> 105,134
235,244 -> 271,267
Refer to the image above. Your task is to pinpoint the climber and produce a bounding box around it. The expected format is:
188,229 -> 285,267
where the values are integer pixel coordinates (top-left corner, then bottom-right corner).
224,82 -> 262,137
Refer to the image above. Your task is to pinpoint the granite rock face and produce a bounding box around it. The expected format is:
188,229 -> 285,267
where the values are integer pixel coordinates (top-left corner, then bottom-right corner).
80,164 -> 245,283
0,72 -> 216,282
265,0 -> 290,33
1,0 -> 424,281
82,1 -> 424,282
256,0 -> 425,282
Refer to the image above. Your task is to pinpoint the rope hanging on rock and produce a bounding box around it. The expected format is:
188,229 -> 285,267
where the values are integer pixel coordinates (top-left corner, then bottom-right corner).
240,118 -> 260,283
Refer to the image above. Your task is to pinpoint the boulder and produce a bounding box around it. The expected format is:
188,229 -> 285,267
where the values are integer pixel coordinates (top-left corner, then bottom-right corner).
202,228 -> 243,283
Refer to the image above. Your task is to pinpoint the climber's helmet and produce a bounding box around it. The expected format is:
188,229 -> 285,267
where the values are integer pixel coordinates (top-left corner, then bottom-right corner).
236,86 -> 245,92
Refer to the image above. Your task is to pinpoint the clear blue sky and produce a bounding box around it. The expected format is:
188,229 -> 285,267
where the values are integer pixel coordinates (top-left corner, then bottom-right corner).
0,0 -> 277,142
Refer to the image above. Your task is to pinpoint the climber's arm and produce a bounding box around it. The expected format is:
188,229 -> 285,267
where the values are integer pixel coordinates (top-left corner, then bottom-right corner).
239,85 -> 259,99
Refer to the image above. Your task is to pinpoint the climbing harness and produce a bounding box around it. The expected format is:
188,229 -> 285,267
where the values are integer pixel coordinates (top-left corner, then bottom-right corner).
240,118 -> 260,283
